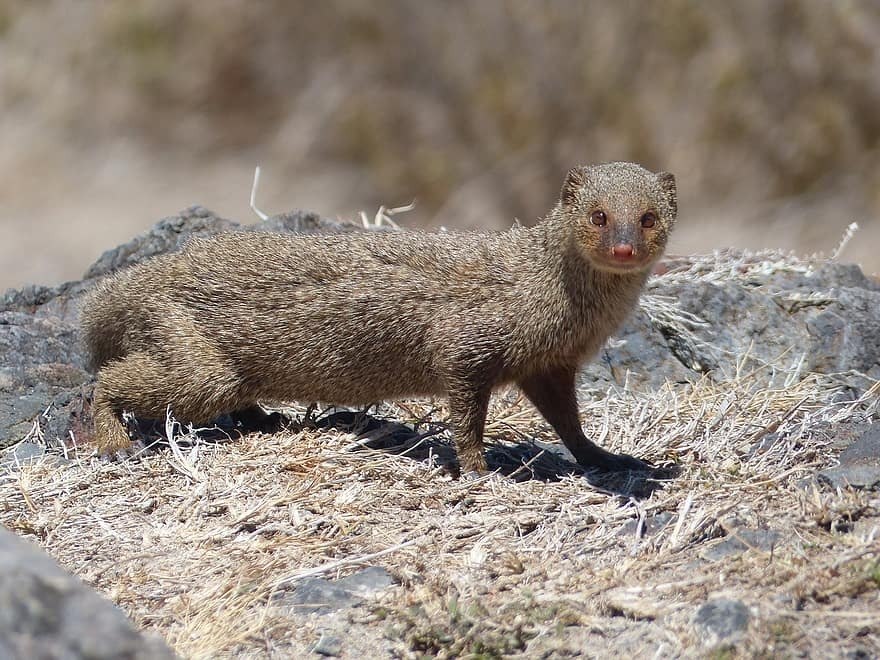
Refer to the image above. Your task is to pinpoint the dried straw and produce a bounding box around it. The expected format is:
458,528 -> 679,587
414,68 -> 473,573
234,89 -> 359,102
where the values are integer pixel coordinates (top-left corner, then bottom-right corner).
1,252 -> 878,657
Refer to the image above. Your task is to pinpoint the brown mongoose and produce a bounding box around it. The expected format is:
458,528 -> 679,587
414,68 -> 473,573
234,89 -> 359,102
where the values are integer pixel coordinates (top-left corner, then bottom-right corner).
81,161 -> 676,474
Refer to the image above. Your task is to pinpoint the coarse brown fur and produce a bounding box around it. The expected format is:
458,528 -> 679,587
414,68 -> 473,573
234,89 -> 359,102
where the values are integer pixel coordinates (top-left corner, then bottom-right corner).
81,161 -> 677,474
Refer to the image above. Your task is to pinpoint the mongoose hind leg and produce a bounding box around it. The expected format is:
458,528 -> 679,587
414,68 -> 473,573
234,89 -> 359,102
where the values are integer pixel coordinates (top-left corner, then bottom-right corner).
92,386 -> 136,456
519,366 -> 652,472
92,351 -> 244,457
447,383 -> 492,474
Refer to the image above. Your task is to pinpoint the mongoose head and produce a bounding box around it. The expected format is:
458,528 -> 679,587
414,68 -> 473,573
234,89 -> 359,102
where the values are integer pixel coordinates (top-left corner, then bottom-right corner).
559,162 -> 677,274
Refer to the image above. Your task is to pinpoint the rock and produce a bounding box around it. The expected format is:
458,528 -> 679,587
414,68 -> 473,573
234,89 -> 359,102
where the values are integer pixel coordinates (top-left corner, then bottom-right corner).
0,284 -> 91,450
581,254 -> 880,392
82,206 -> 239,280
0,527 -> 176,659
700,529 -> 781,562
312,632 -> 344,657
819,464 -> 880,491
329,565 -> 396,593
818,424 -> 880,490
83,207 -> 357,280
257,210 -> 359,235
693,598 -> 750,647
292,575 -> 355,615
1,441 -> 45,469
278,566 -> 396,616
618,512 -> 675,538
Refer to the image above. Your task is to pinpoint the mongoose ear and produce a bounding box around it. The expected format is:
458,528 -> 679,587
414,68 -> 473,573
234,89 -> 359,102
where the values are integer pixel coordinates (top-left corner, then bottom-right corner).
561,167 -> 586,206
656,171 -> 677,216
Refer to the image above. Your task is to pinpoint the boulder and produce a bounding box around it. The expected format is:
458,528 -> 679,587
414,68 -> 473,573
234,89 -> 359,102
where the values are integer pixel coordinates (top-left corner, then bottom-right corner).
583,253 -> 880,393
0,527 -> 176,659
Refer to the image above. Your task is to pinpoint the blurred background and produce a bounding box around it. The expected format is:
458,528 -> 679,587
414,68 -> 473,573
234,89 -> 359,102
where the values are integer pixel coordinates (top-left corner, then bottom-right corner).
1,0 -> 879,291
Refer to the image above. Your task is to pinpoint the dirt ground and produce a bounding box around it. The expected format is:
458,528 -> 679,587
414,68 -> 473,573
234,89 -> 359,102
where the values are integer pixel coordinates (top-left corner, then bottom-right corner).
2,372 -> 878,658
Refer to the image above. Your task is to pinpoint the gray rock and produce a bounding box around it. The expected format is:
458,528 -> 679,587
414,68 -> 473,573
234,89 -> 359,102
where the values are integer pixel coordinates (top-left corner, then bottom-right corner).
1,441 -> 45,469
0,280 -> 92,450
580,257 -> 880,393
701,528 -> 781,562
818,424 -> 880,490
83,207 -> 355,280
82,206 -> 240,280
693,598 -> 750,646
819,464 -> 880,490
0,385 -> 94,453
2,212 -> 879,454
290,578 -> 362,615
256,210 -> 358,236
0,527 -> 176,659
331,565 -> 396,593
279,566 -> 396,616
312,632 -> 344,656
618,512 -> 675,538
0,389 -> 50,446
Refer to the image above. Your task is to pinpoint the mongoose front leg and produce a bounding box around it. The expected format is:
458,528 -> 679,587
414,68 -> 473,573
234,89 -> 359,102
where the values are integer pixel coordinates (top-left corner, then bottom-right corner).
447,382 -> 492,474
519,366 -> 651,472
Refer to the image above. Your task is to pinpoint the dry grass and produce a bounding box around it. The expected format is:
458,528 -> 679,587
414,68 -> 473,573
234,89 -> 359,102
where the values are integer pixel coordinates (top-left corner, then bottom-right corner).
2,251 -> 879,657
1,368 -> 878,657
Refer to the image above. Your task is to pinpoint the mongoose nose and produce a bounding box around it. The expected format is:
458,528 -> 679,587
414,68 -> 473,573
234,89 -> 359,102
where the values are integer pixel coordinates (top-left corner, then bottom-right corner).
611,243 -> 634,259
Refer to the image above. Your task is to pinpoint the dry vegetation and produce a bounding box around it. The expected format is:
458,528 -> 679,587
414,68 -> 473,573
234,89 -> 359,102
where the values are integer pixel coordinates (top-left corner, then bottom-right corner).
2,257 -> 879,657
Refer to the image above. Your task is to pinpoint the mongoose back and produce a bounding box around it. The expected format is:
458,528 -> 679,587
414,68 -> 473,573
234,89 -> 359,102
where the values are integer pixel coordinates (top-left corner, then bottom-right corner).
82,161 -> 677,473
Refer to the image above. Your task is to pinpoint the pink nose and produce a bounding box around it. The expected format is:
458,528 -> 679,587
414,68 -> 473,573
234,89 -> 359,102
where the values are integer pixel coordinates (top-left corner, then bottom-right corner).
612,243 -> 634,259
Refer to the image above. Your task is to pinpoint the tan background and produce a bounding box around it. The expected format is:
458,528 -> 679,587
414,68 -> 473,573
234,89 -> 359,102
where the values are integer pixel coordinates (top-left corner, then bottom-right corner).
1,0 -> 879,292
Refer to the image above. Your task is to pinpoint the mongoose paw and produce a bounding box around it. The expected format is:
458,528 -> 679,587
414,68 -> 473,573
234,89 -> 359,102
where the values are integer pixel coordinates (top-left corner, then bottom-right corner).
456,452 -> 489,478
99,439 -> 150,462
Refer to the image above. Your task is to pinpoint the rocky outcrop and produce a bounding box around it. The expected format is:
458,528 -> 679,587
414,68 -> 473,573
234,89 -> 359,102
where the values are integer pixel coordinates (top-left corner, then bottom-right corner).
0,527 -> 176,659
1,206 -> 878,455
584,254 -> 880,393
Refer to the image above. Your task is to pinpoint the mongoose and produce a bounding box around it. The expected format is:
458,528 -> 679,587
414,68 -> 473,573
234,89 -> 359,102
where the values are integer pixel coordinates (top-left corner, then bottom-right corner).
81,161 -> 676,474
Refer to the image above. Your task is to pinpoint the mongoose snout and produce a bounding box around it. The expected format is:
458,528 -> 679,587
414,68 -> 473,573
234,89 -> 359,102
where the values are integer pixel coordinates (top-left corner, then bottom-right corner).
81,161 -> 677,475
611,243 -> 635,259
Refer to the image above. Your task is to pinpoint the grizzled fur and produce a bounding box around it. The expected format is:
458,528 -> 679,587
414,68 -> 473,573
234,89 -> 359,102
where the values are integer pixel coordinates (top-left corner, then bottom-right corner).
82,161 -> 677,473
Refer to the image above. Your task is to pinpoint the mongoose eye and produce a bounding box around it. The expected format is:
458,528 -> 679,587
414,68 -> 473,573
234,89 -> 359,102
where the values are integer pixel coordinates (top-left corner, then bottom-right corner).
640,212 -> 657,228
590,210 -> 607,227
